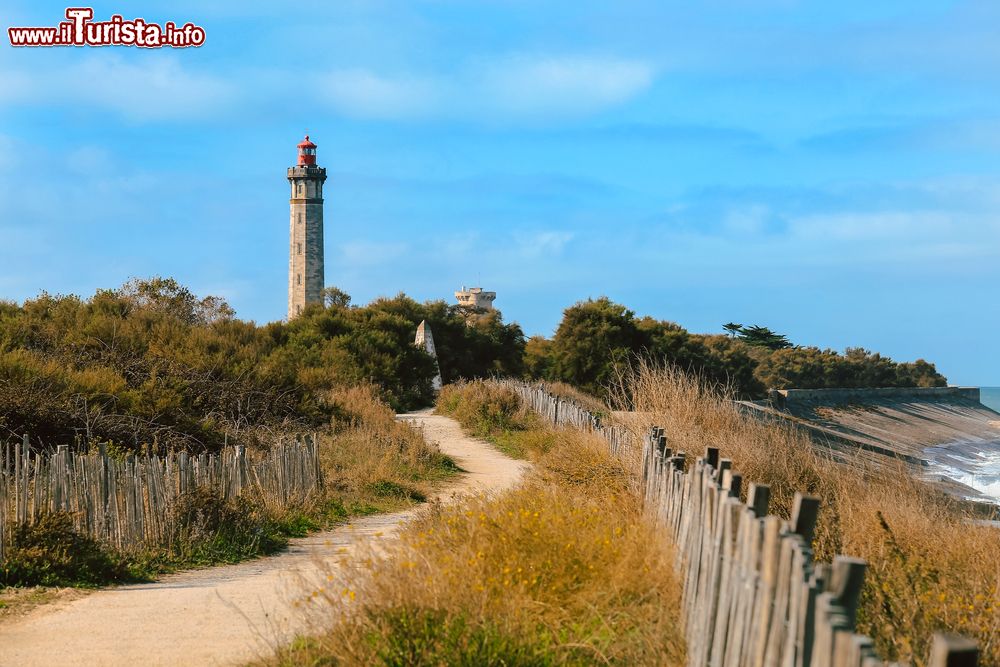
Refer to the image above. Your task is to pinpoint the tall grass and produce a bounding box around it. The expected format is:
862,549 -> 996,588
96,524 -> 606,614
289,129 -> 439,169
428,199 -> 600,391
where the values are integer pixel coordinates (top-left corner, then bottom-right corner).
321,384 -> 457,514
437,381 -> 557,460
267,386 -> 685,666
539,380 -> 608,415
613,361 -> 1000,666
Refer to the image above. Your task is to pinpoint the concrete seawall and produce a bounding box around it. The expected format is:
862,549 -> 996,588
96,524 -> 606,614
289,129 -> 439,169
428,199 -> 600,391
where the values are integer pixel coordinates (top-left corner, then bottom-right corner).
741,386 -> 1000,500
771,386 -> 981,407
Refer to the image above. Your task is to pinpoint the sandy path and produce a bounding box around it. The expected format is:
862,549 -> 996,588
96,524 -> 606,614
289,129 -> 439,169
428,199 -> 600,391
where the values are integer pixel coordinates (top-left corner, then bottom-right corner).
0,412 -> 528,667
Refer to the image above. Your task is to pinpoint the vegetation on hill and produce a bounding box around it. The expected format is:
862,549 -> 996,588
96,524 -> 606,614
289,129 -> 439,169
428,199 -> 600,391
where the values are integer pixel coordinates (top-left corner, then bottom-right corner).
616,362 -> 999,666
0,278 -> 524,453
266,381 -> 685,666
0,277 -> 954,601
525,297 -> 946,398
1,382 -> 455,587
0,281 -> 944,450
0,278 -> 490,585
753,346 -> 946,391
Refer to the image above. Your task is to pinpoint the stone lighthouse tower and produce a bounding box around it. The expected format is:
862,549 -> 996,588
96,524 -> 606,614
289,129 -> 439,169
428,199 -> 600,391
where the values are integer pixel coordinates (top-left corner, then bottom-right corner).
287,135 -> 327,319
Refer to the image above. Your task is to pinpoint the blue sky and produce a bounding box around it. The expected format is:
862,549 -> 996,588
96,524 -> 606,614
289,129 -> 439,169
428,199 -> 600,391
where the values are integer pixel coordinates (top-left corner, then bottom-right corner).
1,1 -> 999,385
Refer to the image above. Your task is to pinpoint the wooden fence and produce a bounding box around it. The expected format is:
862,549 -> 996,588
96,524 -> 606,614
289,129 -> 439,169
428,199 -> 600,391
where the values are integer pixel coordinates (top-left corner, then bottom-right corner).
501,379 -> 632,457
500,380 -> 979,667
0,435 -> 322,560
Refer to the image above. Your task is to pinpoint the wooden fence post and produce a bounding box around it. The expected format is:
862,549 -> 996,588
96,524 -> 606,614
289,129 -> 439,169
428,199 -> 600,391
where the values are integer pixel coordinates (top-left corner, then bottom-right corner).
791,492 -> 821,544
705,446 -> 720,470
748,482 -> 770,517
830,556 -> 866,627
929,634 -> 978,667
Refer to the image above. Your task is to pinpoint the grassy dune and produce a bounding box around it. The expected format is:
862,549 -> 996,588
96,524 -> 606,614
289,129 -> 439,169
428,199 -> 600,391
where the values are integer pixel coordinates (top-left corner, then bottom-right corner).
614,362 -> 1000,666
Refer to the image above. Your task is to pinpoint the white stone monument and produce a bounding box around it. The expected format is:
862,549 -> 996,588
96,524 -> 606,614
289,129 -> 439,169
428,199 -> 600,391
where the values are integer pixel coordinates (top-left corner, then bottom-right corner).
415,320 -> 443,391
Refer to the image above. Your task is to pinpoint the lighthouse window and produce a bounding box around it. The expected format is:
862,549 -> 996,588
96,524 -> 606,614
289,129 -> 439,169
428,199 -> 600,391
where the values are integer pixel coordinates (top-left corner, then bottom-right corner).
297,242 -> 302,255
297,273 -> 301,285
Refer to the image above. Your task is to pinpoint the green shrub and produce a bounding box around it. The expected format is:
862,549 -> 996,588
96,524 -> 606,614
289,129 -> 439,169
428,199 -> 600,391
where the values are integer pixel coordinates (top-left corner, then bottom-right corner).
0,513 -> 131,587
436,381 -> 555,460
169,487 -> 287,565
437,382 -> 531,436
0,279 -> 526,450
367,480 -> 426,502
367,608 -> 557,667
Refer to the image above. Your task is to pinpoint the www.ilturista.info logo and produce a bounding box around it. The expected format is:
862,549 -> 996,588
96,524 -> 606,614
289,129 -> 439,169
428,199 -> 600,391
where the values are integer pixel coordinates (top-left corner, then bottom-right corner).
8,8 -> 205,48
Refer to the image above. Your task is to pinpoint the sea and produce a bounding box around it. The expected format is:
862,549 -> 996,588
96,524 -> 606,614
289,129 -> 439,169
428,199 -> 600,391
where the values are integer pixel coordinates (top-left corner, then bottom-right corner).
982,387 -> 1000,413
922,387 -> 1000,502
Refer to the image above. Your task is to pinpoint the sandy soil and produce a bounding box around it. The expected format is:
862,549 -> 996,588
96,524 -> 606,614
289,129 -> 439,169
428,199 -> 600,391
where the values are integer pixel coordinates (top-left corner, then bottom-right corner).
0,587 -> 90,623
0,411 -> 528,667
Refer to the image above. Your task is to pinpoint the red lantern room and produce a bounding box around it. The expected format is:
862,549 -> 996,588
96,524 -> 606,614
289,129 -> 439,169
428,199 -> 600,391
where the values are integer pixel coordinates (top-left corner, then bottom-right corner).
297,135 -> 317,165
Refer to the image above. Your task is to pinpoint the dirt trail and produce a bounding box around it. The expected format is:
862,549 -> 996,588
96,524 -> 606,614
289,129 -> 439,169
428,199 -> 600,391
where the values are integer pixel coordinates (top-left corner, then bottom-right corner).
0,412 -> 528,667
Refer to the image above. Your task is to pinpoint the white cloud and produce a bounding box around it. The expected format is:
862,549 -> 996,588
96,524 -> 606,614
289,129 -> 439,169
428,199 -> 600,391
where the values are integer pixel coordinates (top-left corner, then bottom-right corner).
74,57 -> 235,121
514,230 -> 574,258
789,211 -> 957,242
317,69 -> 438,120
2,51 -> 654,124
723,204 -> 770,235
0,55 -> 235,121
339,240 -> 409,266
476,55 -> 655,117
314,54 -> 655,122
0,135 -> 16,172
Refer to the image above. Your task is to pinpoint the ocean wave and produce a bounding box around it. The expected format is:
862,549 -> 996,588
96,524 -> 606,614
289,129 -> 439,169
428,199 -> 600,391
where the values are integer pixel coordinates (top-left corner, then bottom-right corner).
924,440 -> 1000,503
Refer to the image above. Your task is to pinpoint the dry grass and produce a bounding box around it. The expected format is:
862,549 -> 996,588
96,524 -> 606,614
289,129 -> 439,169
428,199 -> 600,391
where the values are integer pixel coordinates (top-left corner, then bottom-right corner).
437,380 -> 558,460
612,361 -> 1000,666
266,387 -> 684,666
318,384 -> 457,516
539,380 -> 609,415
0,586 -> 88,623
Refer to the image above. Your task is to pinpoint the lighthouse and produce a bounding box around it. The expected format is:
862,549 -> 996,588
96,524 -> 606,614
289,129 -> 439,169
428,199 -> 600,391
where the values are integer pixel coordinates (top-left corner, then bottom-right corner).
287,135 -> 327,319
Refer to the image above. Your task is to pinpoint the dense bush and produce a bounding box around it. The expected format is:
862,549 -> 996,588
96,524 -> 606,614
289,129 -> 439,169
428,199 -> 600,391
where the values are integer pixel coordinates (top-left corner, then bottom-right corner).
529,297 -> 945,398
754,346 -> 946,390
1,382 -> 457,587
0,279 -> 525,452
539,297 -> 762,398
0,513 -> 131,587
168,488 -> 289,565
